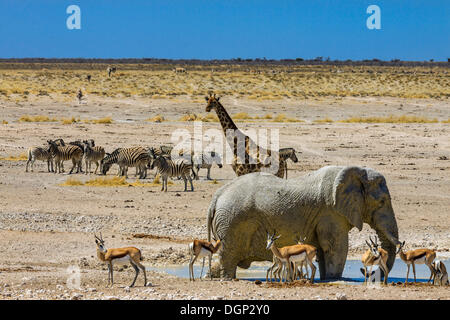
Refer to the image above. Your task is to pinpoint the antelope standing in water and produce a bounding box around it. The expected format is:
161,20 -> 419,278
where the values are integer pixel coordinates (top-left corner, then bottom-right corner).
188,239 -> 221,281
396,241 -> 436,283
361,236 -> 389,284
94,233 -> 147,288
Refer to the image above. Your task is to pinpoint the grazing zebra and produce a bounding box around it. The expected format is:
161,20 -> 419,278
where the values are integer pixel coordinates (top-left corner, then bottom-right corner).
192,151 -> 223,180
26,146 -> 54,173
275,148 -> 299,179
82,140 -> 105,175
149,154 -> 194,192
100,148 -> 122,175
47,140 -> 83,174
107,66 -> 117,77
117,147 -> 151,179
77,89 -> 83,104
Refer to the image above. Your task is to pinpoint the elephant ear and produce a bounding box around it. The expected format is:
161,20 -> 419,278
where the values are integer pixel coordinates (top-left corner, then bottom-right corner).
332,167 -> 368,231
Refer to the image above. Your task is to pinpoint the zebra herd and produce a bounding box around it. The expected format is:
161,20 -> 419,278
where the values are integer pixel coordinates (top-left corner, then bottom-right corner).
25,139 -> 224,192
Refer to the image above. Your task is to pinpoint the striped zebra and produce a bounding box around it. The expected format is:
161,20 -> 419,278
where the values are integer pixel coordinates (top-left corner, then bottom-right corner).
275,147 -> 298,179
47,140 -> 83,174
82,140 -> 105,175
192,151 -> 223,180
117,147 -> 151,179
100,148 -> 122,175
26,146 -> 54,173
149,153 -> 194,192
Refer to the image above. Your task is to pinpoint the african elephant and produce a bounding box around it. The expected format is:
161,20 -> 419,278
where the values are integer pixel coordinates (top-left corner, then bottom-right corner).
207,166 -> 401,280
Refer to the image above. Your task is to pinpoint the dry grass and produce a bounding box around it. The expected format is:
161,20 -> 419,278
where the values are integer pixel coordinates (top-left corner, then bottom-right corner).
0,153 -> 28,161
271,114 -> 304,123
61,117 -> 80,125
178,113 -> 219,122
82,117 -> 113,124
1,65 -> 448,102
147,115 -> 165,122
1,120 -> 8,124
59,177 -> 85,186
233,112 -> 253,120
314,118 -> 334,123
18,115 -> 58,122
339,115 -> 438,123
442,119 -> 450,123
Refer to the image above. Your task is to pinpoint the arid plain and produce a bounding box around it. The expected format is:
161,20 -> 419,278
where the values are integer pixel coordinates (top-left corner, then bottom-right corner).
0,63 -> 449,299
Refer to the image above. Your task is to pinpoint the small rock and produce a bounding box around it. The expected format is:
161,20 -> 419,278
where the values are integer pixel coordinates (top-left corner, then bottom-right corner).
105,296 -> 120,300
254,280 -> 262,285
336,293 -> 347,300
71,293 -> 83,300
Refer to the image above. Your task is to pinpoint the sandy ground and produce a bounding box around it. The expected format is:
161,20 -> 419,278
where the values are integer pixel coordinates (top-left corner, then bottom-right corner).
0,95 -> 449,300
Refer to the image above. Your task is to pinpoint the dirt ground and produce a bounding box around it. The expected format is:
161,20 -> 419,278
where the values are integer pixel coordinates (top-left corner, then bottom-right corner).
0,93 -> 449,300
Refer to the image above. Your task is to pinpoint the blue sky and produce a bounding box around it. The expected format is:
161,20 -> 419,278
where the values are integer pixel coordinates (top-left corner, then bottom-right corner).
0,0 -> 448,60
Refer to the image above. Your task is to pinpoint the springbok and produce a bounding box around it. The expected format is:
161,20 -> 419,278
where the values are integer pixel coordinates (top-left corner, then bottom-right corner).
432,260 -> 448,286
94,233 -> 147,288
396,241 -> 436,283
266,232 -> 317,283
188,239 -> 221,281
361,236 -> 389,284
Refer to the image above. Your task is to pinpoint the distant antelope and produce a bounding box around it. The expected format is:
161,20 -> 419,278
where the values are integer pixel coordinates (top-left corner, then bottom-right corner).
396,241 -> 436,283
361,236 -> 389,284
432,260 -> 448,286
173,67 -> 186,73
266,232 -> 317,283
77,89 -> 83,104
86,75 -> 91,82
26,146 -> 53,173
188,239 -> 221,281
94,233 -> 147,288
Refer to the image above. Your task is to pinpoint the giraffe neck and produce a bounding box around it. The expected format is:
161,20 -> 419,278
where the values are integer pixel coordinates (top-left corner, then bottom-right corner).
214,102 -> 238,134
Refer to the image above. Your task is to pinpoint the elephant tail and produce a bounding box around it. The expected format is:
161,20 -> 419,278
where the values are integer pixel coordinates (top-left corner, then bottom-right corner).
207,199 -> 215,243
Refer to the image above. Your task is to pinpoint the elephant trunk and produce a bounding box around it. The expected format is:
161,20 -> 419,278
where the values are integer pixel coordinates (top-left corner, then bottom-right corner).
372,206 -> 401,272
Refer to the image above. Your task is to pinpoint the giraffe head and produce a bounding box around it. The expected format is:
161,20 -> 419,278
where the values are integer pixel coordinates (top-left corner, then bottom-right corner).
205,93 -> 221,112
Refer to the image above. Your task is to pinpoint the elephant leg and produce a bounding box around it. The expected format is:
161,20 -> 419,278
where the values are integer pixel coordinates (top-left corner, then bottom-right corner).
316,222 -> 349,280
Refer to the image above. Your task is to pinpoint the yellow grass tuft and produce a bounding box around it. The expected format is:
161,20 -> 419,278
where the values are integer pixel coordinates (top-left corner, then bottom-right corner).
60,177 -> 85,186
339,115 -> 438,123
83,117 -> 113,124
19,115 -> 58,122
147,115 -> 165,122
2,120 -> 8,124
84,176 -> 129,186
233,112 -> 253,120
272,114 -> 304,123
61,117 -> 80,125
314,118 -> 334,123
179,114 -> 199,121
0,152 -> 28,161
442,119 -> 450,123
210,179 -> 219,184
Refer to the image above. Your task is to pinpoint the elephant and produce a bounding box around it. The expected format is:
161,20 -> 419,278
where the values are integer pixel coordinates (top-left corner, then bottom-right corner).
206,166 -> 401,280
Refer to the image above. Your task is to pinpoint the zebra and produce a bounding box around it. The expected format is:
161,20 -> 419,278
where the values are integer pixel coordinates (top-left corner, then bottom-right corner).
100,148 -> 122,175
107,66 -> 117,77
117,147 -> 151,179
26,146 -> 54,173
149,152 -> 194,192
275,147 -> 299,179
82,140 -> 105,175
191,151 -> 223,180
77,89 -> 83,104
47,140 -> 83,174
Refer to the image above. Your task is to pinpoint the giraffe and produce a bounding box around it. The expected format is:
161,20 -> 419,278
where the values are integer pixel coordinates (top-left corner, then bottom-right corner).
275,147 -> 299,179
205,94 -> 275,176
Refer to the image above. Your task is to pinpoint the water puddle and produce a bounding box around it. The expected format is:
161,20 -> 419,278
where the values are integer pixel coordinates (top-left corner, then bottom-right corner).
148,258 -> 450,284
